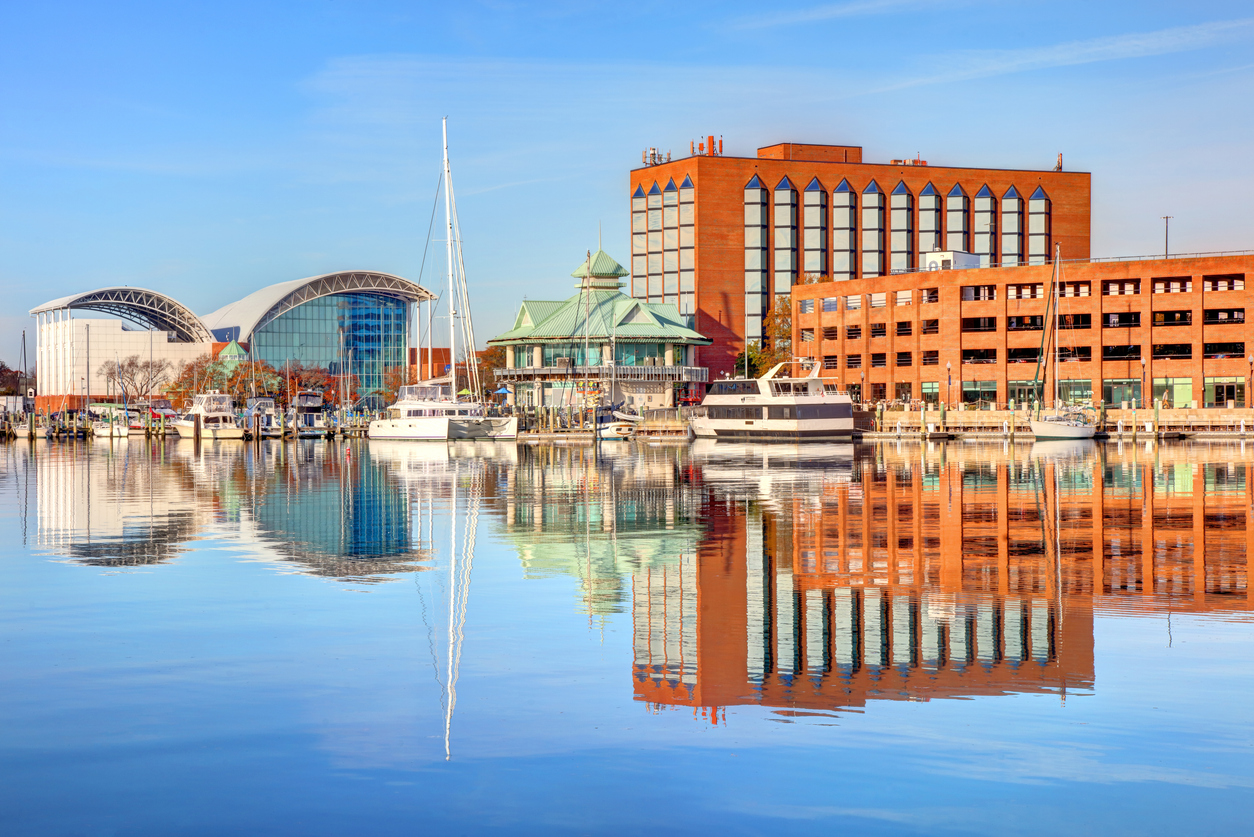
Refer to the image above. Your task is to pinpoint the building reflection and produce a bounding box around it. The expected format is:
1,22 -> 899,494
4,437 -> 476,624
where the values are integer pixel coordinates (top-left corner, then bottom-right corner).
631,441 -> 1254,720
26,438 -> 448,581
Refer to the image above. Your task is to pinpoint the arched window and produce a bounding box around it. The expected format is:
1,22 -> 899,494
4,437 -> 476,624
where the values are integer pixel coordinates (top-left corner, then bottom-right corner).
832,179 -> 856,281
803,177 -> 827,277
890,180 -> 913,274
663,178 -> 680,305
946,184 -> 968,252
647,182 -> 663,299
973,184 -> 997,267
744,176 -> 768,341
1001,186 -> 1022,267
1028,186 -> 1051,265
918,183 -> 941,254
773,177 -> 797,293
679,175 -> 696,313
631,185 -> 647,298
861,180 -> 885,278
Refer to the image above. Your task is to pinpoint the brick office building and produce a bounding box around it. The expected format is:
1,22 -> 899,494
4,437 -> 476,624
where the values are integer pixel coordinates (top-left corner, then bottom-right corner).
629,141 -> 1091,379
791,253 -> 1254,408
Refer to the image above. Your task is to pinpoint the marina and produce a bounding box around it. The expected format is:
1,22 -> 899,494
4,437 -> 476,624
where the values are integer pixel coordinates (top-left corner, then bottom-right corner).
2,436 -> 1253,834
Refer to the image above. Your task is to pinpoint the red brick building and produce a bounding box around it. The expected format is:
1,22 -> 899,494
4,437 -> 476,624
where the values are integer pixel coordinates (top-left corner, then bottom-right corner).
791,253 -> 1254,408
629,141 -> 1091,378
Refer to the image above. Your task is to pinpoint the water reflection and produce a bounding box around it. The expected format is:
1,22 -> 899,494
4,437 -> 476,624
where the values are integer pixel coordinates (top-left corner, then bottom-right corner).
7,436 -> 1253,715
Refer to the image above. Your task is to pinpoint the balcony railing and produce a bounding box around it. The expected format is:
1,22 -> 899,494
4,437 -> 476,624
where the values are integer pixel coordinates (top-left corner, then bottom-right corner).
496,364 -> 709,383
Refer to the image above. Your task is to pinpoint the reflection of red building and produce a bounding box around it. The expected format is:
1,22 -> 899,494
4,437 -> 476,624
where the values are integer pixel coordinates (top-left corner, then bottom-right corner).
633,446 -> 1254,720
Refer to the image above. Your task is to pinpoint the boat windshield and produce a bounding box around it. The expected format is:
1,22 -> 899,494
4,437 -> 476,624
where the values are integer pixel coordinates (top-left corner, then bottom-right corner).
195,394 -> 233,413
398,385 -> 450,401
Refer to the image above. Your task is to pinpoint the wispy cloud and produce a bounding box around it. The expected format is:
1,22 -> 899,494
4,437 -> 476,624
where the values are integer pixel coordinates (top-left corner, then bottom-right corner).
727,0 -> 933,30
879,17 -> 1254,91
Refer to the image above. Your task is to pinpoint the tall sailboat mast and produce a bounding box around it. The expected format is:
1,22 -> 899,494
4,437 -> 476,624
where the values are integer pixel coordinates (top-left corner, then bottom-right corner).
443,117 -> 457,401
1052,242 -> 1061,409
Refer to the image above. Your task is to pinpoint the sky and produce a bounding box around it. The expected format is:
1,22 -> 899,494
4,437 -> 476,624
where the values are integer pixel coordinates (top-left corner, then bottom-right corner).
2,0 -> 1253,367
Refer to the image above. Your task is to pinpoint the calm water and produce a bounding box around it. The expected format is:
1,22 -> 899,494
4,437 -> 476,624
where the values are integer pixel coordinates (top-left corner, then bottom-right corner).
2,437 -> 1253,836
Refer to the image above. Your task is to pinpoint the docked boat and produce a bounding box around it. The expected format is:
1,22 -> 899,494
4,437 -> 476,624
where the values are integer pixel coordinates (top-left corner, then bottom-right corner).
244,396 -> 283,438
369,381 -> 518,441
367,118 -> 518,443
172,391 -> 246,440
290,390 -> 330,438
1030,243 -> 1095,441
691,361 -> 854,441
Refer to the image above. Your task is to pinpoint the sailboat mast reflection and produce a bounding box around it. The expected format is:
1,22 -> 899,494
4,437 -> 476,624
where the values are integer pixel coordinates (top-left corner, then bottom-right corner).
444,455 -> 483,760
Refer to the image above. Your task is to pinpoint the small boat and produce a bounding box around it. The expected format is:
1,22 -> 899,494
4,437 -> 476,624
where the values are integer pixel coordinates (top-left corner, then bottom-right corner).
244,396 -> 283,438
290,390 -> 329,438
691,361 -> 854,441
172,391 -> 246,440
93,418 -> 130,437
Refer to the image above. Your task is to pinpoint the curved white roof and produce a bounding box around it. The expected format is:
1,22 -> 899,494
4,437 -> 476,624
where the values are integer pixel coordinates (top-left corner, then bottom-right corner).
200,270 -> 437,342
30,286 -> 213,343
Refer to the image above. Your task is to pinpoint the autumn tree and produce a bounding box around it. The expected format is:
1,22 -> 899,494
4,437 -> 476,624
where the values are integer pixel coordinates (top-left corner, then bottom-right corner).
759,294 -> 793,370
733,341 -> 765,378
476,345 -> 506,395
379,366 -> 408,406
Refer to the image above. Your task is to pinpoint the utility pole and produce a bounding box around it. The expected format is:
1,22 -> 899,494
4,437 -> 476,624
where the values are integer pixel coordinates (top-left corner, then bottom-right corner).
1162,216 -> 1173,258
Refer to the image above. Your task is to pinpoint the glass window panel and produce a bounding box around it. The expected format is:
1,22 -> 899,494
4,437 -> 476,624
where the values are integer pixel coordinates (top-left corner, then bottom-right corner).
679,226 -> 694,247
632,233 -> 646,254
663,228 -> 678,249
632,197 -> 646,212
632,213 -> 646,232
679,187 -> 694,204
648,209 -> 662,231
648,231 -> 662,251
745,226 -> 765,248
663,206 -> 678,227
745,271 -> 764,293
664,273 -> 679,294
648,253 -> 663,273
648,192 -> 662,209
663,190 -> 678,206
680,271 -> 694,292
679,203 -> 694,225
680,249 -> 694,270
745,203 -> 765,225
663,251 -> 678,271
648,275 -> 662,296
632,255 -> 647,275
745,250 -> 766,270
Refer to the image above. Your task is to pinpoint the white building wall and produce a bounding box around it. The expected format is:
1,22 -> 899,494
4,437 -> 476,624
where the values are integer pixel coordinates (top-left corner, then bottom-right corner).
35,316 -> 211,399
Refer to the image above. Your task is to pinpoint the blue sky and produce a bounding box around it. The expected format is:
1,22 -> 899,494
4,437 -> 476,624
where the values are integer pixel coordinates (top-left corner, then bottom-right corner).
2,1 -> 1253,366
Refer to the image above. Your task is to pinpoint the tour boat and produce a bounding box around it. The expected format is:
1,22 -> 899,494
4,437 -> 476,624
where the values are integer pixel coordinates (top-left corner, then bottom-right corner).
172,391 -> 246,440
691,361 -> 855,441
1030,243 -> 1096,441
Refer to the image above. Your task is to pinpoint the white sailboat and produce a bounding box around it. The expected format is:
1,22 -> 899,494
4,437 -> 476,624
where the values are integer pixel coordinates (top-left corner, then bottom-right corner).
369,119 -> 517,442
1030,244 -> 1096,441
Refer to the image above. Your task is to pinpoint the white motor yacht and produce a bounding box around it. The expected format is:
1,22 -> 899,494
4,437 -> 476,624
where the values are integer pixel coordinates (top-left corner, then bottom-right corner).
691,361 -> 854,441
173,391 -> 246,440
368,381 -> 518,441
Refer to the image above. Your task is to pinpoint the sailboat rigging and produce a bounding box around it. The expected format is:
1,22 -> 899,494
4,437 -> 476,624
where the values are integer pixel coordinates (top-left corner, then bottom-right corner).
1029,243 -> 1096,440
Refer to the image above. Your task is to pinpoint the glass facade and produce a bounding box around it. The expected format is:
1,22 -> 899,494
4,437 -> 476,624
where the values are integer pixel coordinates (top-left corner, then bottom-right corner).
1028,186 -> 1051,265
1059,379 -> 1093,406
1204,377 -> 1246,408
890,181 -> 913,274
1001,186 -> 1022,267
973,185 -> 996,267
679,175 -> 695,315
832,179 -> 856,282
861,181 -> 885,278
773,177 -> 797,293
647,182 -> 663,300
1153,377 -> 1193,408
946,184 -> 968,252
744,176 -> 768,341
663,178 -> 680,306
1102,378 -> 1142,407
251,292 -> 408,399
803,177 -> 827,277
918,183 -> 940,255
631,185 -> 647,298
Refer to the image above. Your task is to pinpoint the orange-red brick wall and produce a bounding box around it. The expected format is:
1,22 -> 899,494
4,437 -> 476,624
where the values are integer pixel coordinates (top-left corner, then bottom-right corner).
630,151 -> 1091,379
790,253 -> 1254,405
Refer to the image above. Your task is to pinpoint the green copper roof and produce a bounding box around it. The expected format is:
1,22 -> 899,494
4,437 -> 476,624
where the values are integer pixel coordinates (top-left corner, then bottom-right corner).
570,249 -> 629,279
490,289 -> 709,347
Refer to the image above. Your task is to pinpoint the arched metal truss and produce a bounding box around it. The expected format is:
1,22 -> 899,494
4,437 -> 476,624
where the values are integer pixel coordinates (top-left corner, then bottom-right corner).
30,287 -> 213,343
252,271 -> 436,337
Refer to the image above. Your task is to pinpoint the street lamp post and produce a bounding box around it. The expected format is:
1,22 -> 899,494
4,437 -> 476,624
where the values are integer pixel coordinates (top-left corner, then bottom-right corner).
946,361 -> 952,407
1247,354 -> 1252,408
1140,356 -> 1147,409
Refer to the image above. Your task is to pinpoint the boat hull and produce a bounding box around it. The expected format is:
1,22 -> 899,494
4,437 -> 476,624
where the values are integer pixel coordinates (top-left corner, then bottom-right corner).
367,416 -> 452,441
448,416 -> 519,440
1029,419 -> 1096,440
597,421 -> 635,439
172,421 -> 247,440
691,417 -> 854,441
